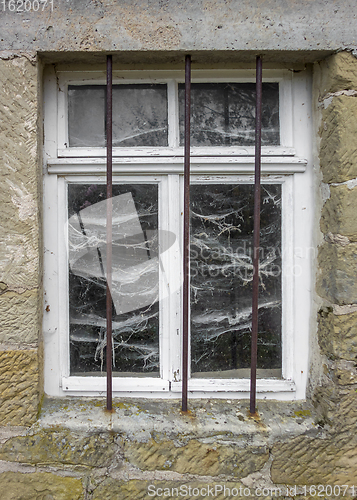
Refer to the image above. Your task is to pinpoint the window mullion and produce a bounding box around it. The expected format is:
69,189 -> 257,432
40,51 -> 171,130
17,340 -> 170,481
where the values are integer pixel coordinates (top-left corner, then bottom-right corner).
167,79 -> 179,148
162,175 -> 182,384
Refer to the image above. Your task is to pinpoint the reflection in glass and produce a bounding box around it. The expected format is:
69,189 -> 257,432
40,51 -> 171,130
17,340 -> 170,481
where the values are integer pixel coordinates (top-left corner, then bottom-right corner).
179,83 -> 279,146
68,84 -> 168,147
68,184 -> 160,376
190,184 -> 282,378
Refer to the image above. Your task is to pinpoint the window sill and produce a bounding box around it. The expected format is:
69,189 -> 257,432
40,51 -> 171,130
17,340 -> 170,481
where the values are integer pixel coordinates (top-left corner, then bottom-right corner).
38,396 -> 317,445
61,377 -> 296,400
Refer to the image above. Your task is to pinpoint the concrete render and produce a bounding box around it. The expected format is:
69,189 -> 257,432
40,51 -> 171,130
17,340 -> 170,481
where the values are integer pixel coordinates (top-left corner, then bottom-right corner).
0,0 -> 356,64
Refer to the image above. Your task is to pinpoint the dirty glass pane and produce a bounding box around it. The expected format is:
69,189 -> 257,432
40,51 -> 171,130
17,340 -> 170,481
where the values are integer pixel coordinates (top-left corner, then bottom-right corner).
112,85 -> 167,146
68,183 -> 159,376
68,84 -> 168,147
178,83 -> 279,146
68,86 -> 106,147
190,184 -> 282,378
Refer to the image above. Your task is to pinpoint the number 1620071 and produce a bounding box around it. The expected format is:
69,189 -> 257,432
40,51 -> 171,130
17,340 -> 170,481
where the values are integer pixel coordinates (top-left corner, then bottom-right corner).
2,0 -> 53,12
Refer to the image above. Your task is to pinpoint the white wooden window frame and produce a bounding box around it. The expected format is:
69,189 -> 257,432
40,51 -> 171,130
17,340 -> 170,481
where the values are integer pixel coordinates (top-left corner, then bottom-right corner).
43,66 -> 313,400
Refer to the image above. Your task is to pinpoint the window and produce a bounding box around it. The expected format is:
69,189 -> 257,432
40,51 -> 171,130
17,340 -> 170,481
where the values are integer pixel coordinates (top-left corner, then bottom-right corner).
43,66 -> 312,400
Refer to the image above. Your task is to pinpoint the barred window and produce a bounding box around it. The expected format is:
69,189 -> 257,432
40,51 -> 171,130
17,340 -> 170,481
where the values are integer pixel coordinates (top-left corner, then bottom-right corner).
43,67 -> 312,400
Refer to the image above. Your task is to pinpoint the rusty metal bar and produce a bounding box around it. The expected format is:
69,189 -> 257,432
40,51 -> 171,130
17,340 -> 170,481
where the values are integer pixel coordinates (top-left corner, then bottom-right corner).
106,54 -> 113,411
250,55 -> 263,415
182,54 -> 191,413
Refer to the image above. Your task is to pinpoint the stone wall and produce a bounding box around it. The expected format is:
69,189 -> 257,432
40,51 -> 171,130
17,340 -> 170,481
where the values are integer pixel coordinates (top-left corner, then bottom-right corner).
0,56 -> 42,427
1,50 -> 357,498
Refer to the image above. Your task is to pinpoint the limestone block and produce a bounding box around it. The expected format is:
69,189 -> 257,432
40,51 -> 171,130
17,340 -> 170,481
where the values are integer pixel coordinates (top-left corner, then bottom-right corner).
0,289 -> 40,344
0,471 -> 83,500
319,96 -> 357,183
321,184 -> 357,241
318,308 -> 357,360
92,479 -> 258,500
272,389 -> 357,485
316,241 -> 357,305
0,350 -> 39,426
317,51 -> 357,97
0,430 -> 117,467
123,438 -> 268,477
271,431 -> 357,486
0,57 -> 40,291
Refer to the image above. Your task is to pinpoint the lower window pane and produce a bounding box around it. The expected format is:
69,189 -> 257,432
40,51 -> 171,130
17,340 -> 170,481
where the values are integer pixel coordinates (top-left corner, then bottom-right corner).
67,183 -> 159,377
190,184 -> 282,379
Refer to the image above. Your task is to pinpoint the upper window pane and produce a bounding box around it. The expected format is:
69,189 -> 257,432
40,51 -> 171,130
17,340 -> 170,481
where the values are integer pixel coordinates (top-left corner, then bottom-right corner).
68,84 -> 168,147
178,83 -> 280,146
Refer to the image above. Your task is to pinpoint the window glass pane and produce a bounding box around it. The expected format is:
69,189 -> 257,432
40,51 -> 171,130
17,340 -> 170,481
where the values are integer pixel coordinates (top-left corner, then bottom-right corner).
190,184 -> 282,379
68,183 -> 159,377
68,86 -> 106,147
112,85 -> 168,146
178,83 -> 279,146
68,84 -> 168,147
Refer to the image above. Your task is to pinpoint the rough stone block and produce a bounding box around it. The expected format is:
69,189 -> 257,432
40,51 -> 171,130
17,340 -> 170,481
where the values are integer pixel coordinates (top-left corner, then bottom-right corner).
0,57 -> 40,291
321,184 -> 357,241
318,308 -> 357,360
123,438 -> 268,477
0,289 -> 40,344
316,241 -> 357,305
334,364 -> 357,385
0,430 -> 117,467
92,479 -> 258,500
272,389 -> 357,485
271,431 -> 357,486
319,96 -> 357,183
317,51 -> 357,97
0,471 -> 83,500
0,350 -> 39,426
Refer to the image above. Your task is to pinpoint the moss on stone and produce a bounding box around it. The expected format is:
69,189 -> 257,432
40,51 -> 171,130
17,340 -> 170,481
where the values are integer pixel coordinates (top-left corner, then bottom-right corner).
0,430 -> 118,467
0,472 -> 84,500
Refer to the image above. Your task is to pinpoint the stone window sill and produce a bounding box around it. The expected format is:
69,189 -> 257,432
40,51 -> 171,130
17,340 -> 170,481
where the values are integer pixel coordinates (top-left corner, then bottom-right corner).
37,397 -> 317,444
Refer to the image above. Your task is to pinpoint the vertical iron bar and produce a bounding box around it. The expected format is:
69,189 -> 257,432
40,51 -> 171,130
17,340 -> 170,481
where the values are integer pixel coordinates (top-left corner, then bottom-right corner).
182,54 -> 191,413
250,55 -> 263,415
106,55 -> 113,411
